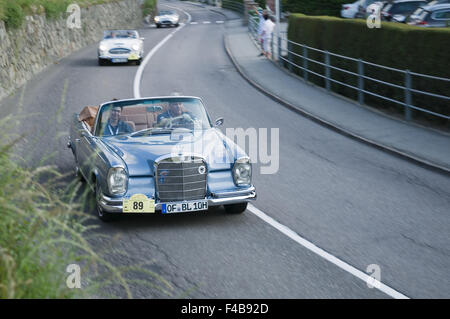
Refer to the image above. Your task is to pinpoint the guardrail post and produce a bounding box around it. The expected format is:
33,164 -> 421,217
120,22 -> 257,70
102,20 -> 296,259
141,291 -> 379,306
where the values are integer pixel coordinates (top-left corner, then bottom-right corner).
278,35 -> 282,66
358,59 -> 364,105
288,41 -> 293,73
271,33 -> 274,60
325,51 -> 330,91
404,70 -> 412,121
303,46 -> 308,82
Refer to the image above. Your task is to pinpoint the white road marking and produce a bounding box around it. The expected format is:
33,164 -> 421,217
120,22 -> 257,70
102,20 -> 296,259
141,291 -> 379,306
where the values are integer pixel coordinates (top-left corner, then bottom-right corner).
133,5 -> 192,98
247,204 -> 409,299
203,21 -> 211,24
134,3 -> 410,301
216,21 -> 224,24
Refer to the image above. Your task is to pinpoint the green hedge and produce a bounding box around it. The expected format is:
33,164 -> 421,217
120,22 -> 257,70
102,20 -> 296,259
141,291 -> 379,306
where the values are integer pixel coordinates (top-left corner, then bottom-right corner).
282,0 -> 349,17
287,14 -> 450,125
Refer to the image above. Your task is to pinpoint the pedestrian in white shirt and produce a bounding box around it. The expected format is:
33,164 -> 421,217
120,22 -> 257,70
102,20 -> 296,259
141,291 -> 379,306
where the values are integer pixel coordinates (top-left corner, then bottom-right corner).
254,5 -> 267,56
261,14 -> 275,58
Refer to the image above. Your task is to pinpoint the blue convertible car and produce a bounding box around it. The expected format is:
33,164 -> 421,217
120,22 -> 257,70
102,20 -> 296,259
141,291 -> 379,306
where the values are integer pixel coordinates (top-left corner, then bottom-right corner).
68,96 -> 256,221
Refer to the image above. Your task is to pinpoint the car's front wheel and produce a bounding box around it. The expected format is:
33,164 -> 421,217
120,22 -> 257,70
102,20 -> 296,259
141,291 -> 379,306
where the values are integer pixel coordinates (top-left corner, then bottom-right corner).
136,58 -> 142,66
98,58 -> 107,66
224,202 -> 248,214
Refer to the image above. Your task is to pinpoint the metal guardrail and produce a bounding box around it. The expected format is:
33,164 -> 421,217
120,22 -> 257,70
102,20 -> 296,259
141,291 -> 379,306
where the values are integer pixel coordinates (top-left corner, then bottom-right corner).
221,0 -> 245,14
248,15 -> 450,121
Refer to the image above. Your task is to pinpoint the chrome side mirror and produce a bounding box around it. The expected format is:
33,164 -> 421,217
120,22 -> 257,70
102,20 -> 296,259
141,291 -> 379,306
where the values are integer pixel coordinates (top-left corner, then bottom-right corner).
214,118 -> 224,127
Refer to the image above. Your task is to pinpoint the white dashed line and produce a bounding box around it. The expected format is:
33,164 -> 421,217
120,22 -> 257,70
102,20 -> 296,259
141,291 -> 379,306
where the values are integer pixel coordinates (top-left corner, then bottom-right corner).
203,21 -> 211,24
247,204 -> 409,299
216,21 -> 224,24
190,22 -> 198,25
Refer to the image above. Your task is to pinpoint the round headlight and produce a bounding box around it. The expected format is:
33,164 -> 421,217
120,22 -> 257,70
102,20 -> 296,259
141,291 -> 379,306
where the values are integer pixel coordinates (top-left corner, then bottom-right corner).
232,157 -> 252,186
132,44 -> 140,51
154,17 -> 160,22
107,167 -> 128,195
99,44 -> 107,51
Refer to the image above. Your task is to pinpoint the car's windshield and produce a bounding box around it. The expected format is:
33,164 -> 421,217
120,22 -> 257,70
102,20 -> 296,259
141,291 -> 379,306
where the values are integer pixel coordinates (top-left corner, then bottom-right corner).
104,30 -> 138,39
96,97 -> 212,137
159,10 -> 174,15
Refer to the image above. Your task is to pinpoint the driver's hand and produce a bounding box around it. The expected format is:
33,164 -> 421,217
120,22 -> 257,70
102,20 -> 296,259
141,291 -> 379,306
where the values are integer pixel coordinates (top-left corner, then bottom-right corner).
182,113 -> 192,121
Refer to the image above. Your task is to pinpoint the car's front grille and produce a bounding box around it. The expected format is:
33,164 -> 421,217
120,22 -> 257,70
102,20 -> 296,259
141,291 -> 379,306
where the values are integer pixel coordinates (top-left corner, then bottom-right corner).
109,48 -> 130,54
155,156 -> 207,202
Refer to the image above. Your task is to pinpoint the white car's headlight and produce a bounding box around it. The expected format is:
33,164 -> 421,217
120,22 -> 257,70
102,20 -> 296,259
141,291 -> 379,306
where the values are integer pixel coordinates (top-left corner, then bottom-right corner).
154,16 -> 160,22
107,167 -> 128,195
132,44 -> 140,51
232,157 -> 252,186
99,44 -> 107,52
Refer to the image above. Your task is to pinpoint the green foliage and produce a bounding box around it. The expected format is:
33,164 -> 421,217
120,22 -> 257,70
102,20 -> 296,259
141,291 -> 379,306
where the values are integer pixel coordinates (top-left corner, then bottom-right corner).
3,1 -> 25,29
142,0 -> 156,16
0,116 -> 173,298
287,14 -> 450,124
282,0 -> 349,16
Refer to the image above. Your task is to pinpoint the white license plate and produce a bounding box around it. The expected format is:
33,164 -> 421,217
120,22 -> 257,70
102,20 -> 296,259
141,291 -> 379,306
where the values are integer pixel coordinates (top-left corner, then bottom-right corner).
111,58 -> 128,63
162,200 -> 208,214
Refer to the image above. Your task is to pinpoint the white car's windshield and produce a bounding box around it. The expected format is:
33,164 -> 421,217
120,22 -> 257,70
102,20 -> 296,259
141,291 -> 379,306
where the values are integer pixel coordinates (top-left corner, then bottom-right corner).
96,98 -> 212,137
103,30 -> 138,39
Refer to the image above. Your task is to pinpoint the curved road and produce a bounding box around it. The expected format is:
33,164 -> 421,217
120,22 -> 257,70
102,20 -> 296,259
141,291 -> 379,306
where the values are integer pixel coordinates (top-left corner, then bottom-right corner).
1,0 -> 449,298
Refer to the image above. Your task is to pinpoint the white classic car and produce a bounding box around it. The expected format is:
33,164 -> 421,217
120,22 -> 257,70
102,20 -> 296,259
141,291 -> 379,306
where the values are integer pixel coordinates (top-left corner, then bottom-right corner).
98,30 -> 144,66
154,10 -> 180,28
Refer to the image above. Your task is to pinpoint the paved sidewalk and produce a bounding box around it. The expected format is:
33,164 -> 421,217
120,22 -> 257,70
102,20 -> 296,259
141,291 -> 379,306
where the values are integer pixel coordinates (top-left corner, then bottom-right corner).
224,21 -> 450,173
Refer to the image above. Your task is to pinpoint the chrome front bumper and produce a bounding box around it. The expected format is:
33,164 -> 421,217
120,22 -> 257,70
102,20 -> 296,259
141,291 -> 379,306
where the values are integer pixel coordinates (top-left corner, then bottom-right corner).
98,187 -> 257,213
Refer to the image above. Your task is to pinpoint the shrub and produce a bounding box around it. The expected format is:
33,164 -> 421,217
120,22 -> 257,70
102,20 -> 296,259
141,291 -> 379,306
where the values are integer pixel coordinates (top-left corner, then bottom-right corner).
287,14 -> 450,125
282,0 -> 349,16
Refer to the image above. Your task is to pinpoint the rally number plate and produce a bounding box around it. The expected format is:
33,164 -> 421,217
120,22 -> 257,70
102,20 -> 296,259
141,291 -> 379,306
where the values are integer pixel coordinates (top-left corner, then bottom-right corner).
123,194 -> 155,213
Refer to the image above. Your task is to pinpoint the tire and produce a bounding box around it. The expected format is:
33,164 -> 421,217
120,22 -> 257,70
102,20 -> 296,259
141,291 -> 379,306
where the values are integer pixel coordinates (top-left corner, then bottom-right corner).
94,182 -> 116,222
174,23 -> 179,27
136,59 -> 142,66
156,24 -> 161,28
98,58 -> 106,66
224,202 -> 248,214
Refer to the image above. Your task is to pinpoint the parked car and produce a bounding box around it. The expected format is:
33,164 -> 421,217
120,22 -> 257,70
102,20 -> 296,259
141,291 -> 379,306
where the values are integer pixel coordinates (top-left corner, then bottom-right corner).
68,97 -> 257,221
154,10 -> 180,28
355,0 -> 380,18
98,30 -> 144,66
341,0 -> 362,18
381,0 -> 428,22
408,1 -> 450,26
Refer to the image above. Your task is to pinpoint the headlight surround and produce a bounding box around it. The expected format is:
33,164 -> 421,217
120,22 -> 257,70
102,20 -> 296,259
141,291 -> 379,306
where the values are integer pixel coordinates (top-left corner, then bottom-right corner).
99,44 -> 107,52
107,167 -> 128,195
132,44 -> 140,51
232,157 -> 252,186
154,16 -> 160,22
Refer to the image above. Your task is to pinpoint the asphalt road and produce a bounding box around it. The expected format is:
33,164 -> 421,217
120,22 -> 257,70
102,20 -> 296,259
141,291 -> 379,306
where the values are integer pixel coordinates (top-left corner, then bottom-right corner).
1,0 -> 449,298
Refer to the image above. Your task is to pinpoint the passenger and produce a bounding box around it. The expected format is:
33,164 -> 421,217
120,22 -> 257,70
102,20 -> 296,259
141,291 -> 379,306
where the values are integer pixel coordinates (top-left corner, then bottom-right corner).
104,106 -> 133,136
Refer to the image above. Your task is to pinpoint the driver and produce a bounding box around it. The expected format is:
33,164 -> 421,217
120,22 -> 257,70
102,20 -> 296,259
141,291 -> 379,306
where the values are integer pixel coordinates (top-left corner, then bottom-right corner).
157,101 -> 195,127
104,106 -> 133,136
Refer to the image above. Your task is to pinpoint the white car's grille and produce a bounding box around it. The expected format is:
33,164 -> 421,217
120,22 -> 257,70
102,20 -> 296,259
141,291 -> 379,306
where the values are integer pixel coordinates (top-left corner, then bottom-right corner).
109,48 -> 131,54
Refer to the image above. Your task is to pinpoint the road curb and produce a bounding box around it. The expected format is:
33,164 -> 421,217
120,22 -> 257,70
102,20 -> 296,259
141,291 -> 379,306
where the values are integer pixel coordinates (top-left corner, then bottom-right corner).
223,34 -> 450,176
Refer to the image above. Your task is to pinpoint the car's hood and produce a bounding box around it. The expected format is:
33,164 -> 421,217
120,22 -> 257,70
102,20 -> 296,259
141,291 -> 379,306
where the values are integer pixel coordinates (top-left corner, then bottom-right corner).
156,14 -> 178,20
99,38 -> 141,49
101,129 -> 241,176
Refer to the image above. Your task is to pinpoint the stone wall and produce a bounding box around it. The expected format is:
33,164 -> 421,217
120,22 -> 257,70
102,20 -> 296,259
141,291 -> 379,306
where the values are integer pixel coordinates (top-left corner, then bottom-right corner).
0,0 -> 143,101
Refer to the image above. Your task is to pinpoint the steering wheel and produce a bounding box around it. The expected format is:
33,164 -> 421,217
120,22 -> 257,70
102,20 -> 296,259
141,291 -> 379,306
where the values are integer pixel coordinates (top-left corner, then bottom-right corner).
163,114 -> 194,129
